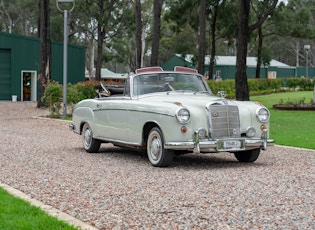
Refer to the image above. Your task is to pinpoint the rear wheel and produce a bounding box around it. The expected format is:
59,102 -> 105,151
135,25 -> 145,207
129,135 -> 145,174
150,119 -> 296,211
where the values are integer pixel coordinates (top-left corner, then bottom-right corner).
234,149 -> 260,163
82,123 -> 101,153
147,127 -> 174,167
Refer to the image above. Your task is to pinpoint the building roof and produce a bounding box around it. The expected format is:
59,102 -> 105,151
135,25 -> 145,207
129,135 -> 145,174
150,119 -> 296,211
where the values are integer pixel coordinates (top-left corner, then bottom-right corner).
85,68 -> 127,79
175,54 -> 290,68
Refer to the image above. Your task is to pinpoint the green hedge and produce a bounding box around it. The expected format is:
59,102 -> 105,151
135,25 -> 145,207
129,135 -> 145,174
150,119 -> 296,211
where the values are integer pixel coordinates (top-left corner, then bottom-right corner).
208,78 -> 314,98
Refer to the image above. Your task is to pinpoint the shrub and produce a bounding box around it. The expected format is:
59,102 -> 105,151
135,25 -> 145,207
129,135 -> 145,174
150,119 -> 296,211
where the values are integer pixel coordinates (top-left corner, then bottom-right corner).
73,81 -> 98,101
41,81 -> 63,117
67,83 -> 81,113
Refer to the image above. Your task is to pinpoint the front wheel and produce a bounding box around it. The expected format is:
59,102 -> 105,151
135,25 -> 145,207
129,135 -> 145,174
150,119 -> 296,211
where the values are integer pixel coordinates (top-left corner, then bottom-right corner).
82,123 -> 101,153
147,127 -> 174,167
234,149 -> 260,163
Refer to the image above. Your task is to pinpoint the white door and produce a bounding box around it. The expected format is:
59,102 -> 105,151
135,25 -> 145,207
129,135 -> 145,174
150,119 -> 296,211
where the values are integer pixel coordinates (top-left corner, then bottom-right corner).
21,71 -> 37,101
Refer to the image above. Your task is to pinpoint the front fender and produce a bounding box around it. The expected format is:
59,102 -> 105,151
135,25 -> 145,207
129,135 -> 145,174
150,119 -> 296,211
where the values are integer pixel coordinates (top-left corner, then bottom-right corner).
72,106 -> 95,135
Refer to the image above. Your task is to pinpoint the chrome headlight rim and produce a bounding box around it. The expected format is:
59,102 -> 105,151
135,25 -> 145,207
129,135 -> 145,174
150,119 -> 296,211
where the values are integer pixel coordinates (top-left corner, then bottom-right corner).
256,107 -> 270,123
176,108 -> 191,124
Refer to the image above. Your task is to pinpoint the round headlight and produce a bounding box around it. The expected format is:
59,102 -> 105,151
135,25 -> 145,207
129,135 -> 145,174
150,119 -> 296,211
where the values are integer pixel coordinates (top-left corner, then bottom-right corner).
176,108 -> 190,124
256,107 -> 270,123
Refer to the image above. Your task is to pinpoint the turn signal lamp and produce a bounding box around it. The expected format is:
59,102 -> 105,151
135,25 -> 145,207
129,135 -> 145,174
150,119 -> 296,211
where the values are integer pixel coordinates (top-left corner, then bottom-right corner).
261,125 -> 267,131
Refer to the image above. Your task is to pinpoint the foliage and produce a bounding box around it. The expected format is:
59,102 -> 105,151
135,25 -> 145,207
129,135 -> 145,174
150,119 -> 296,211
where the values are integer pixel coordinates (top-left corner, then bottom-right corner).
41,81 -> 63,118
208,78 -> 314,98
71,81 -> 98,101
247,78 -> 285,95
66,84 -> 81,114
0,187 -> 77,229
277,97 -> 312,105
2,0 -> 315,73
285,77 -> 314,90
43,81 -> 98,116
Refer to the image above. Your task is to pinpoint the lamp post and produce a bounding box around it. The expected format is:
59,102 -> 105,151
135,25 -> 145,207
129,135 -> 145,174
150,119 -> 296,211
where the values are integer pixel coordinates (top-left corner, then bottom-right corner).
304,45 -> 310,78
303,45 -> 315,104
56,0 -> 75,118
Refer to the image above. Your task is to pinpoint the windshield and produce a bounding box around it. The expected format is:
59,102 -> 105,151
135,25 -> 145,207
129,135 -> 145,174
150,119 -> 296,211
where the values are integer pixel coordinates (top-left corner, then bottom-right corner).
133,73 -> 212,96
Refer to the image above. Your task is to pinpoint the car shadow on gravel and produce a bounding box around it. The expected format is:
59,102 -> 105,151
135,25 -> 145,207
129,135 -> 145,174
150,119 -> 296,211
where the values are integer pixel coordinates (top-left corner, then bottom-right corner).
91,145 -> 267,169
172,154 -> 267,169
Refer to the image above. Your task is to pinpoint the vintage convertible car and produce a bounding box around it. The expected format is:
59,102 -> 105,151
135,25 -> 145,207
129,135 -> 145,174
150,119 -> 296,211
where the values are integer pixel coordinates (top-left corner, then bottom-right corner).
70,66 -> 274,167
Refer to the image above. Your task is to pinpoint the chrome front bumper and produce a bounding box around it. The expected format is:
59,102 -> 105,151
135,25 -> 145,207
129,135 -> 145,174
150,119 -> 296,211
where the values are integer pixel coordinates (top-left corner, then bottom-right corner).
164,130 -> 274,153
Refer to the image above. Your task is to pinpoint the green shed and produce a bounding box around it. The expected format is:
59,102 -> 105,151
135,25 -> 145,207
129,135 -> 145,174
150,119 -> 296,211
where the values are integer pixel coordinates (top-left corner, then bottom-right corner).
0,32 -> 85,101
161,54 -> 304,79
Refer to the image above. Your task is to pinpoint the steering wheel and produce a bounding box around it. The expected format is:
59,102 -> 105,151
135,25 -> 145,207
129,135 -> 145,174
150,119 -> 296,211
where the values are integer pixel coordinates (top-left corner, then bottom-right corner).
164,82 -> 175,91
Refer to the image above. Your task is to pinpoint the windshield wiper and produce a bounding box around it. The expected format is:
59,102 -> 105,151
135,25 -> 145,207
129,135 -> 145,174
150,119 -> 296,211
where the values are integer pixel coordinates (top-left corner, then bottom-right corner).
195,91 -> 210,95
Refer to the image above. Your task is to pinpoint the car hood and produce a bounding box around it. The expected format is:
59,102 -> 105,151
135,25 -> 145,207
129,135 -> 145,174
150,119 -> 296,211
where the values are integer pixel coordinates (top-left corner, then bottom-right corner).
137,92 -> 263,116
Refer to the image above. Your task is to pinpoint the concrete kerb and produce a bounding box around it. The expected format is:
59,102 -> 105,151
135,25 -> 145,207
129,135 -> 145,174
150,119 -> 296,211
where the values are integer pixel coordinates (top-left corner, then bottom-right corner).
0,182 -> 98,230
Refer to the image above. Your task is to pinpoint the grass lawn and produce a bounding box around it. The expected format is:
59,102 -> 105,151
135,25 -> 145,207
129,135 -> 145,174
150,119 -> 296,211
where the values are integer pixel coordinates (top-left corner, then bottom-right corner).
0,187 -> 77,230
251,91 -> 315,150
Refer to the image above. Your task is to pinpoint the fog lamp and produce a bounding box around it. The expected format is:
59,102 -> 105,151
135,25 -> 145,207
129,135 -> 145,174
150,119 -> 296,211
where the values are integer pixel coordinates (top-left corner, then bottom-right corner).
246,126 -> 256,137
197,128 -> 207,139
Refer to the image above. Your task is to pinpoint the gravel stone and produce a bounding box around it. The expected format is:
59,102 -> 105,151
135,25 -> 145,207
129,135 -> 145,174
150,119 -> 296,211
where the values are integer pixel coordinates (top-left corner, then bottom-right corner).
0,101 -> 314,229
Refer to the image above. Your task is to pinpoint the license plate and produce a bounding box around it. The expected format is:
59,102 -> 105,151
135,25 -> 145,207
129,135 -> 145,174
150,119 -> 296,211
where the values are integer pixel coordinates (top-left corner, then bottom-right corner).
217,140 -> 245,151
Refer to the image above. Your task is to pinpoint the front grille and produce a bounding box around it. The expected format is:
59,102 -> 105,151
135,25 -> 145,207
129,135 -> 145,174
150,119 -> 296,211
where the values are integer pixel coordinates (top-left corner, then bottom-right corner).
208,104 -> 240,139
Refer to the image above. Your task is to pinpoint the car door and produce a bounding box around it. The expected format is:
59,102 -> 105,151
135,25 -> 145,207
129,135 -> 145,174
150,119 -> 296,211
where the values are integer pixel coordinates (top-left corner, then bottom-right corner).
93,97 -> 130,142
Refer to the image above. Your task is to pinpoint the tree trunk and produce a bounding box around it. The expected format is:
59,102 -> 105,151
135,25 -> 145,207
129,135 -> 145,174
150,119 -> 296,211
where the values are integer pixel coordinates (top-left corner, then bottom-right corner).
135,0 -> 142,69
197,0 -> 206,75
151,0 -> 163,66
1,0 -> 13,33
255,26 -> 263,79
95,24 -> 105,80
208,4 -> 219,80
235,0 -> 250,101
37,0 -> 51,108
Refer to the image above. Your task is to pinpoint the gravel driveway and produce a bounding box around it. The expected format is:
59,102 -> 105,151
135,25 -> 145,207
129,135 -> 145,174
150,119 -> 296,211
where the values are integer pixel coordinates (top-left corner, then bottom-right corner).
0,101 -> 314,229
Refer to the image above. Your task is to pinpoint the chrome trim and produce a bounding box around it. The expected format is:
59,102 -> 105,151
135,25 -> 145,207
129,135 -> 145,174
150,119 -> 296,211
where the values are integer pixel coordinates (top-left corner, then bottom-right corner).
207,103 -> 240,139
193,130 -> 200,153
176,107 -> 191,124
94,136 -> 142,147
165,137 -> 274,153
256,107 -> 270,123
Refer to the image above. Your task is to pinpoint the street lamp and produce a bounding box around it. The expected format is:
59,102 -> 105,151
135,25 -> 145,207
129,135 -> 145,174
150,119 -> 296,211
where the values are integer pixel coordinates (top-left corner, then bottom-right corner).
304,44 -> 315,104
56,0 -> 75,118
304,45 -> 310,78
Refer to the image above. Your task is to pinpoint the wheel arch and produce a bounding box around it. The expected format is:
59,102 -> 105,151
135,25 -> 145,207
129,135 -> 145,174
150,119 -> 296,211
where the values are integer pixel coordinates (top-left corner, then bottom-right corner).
79,121 -> 89,135
142,122 -> 162,146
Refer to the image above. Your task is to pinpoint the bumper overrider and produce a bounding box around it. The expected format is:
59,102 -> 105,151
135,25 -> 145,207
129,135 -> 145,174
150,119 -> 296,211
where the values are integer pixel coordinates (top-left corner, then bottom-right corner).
164,129 -> 274,153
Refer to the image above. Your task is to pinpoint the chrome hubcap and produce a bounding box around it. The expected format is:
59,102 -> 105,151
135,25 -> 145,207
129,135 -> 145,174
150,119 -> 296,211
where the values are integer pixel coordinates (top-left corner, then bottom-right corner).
150,136 -> 161,161
84,128 -> 92,147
